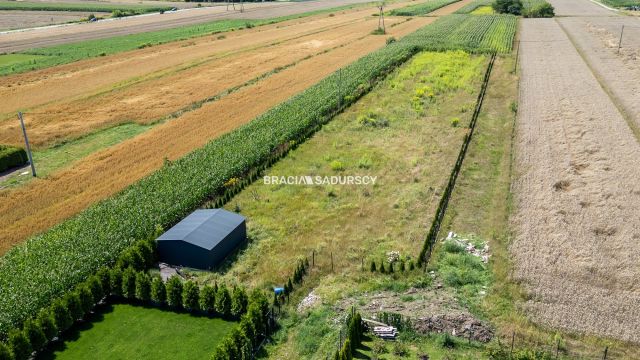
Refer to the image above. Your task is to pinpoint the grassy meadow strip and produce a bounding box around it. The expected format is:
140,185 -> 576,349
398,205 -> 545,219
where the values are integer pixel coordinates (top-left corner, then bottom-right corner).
0,14 -> 516,337
0,1 -> 170,13
389,0 -> 460,16
454,0 -> 493,13
0,3 -> 365,77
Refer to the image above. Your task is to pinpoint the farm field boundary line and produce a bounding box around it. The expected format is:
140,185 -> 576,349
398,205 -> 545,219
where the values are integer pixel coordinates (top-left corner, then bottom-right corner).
0,14 -> 373,120
0,15 -> 514,336
418,53 -> 496,265
556,17 -> 640,144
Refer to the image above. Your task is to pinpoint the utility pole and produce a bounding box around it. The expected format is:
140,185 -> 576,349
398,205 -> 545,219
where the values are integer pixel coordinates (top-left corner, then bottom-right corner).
378,2 -> 386,34
617,25 -> 624,54
18,112 -> 36,177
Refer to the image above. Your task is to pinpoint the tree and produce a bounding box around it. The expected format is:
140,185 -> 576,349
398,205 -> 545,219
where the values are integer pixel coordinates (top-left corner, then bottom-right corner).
398,261 -> 405,272
370,261 -> 377,272
96,268 -> 111,295
379,261 -> 386,274
408,260 -> 415,271
215,285 -> 232,318
182,281 -> 200,311
121,267 -> 137,299
109,268 -> 123,296
0,342 -> 12,360
63,292 -> 83,321
86,276 -> 104,303
239,315 -> 257,346
51,300 -> 73,333
493,0 -> 522,15
231,286 -> 248,318
135,272 -> 152,302
78,286 -> 95,315
166,276 -> 183,308
22,320 -> 46,352
199,285 -> 216,313
8,329 -> 31,360
151,277 -> 166,304
36,309 -> 58,341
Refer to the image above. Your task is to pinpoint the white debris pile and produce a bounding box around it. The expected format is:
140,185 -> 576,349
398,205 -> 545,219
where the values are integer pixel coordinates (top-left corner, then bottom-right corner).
297,290 -> 321,312
445,232 -> 490,263
159,262 -> 181,282
386,251 -> 400,264
373,326 -> 398,340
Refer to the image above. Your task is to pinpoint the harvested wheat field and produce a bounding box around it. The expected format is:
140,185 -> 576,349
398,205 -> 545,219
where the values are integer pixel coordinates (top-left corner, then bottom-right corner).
513,17 -> 640,343
0,4 -> 451,252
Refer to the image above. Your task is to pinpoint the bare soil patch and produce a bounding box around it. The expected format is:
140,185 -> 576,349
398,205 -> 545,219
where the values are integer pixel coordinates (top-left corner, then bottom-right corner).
514,18 -> 640,343
547,0 -> 615,16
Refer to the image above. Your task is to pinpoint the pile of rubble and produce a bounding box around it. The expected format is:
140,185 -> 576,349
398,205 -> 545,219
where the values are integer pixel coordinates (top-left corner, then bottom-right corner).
413,314 -> 494,343
445,232 -> 490,263
297,290 -> 321,312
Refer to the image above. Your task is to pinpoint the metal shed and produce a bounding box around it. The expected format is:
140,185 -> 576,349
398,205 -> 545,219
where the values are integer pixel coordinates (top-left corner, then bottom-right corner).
156,209 -> 246,270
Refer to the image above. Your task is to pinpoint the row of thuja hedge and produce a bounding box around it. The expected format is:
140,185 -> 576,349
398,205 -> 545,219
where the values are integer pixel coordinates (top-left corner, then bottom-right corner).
332,309 -> 365,360
0,145 -> 27,173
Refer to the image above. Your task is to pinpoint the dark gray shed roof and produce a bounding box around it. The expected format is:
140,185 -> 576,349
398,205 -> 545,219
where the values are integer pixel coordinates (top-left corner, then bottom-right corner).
157,209 -> 245,250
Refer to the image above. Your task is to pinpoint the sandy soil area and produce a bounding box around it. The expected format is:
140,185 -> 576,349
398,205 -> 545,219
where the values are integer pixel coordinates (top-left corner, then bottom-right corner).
0,0 -> 374,52
557,16 -> 640,132
0,5 -> 415,146
0,10 -> 110,31
0,4 -> 442,253
513,17 -> 640,343
548,0 -> 615,16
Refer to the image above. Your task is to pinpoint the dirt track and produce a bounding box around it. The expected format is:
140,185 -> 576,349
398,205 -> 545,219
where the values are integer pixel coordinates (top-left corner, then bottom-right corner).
0,0 -> 476,253
513,13 -> 640,343
0,0 -> 374,53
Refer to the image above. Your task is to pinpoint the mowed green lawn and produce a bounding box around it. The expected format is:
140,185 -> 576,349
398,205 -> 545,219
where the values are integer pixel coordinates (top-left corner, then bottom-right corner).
39,304 -> 236,360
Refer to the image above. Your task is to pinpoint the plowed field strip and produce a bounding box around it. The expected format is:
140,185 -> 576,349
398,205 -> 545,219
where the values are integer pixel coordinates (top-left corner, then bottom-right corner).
0,16 -> 435,253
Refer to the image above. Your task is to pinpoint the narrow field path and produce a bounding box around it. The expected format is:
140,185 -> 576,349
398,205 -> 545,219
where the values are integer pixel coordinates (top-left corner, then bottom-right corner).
0,14 -> 440,253
513,16 -> 640,343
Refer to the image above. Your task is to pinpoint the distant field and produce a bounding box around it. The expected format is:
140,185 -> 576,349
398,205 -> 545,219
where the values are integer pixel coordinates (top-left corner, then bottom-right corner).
471,5 -> 494,13
389,0 -> 461,15
40,303 -> 236,359
454,0 -> 493,13
0,1 -> 170,13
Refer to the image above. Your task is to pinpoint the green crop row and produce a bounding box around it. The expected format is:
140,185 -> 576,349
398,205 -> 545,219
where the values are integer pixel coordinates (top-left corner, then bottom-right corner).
0,145 -> 27,173
0,1 -> 170,13
454,0 -> 494,13
0,14 -> 517,338
389,0 -> 461,16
